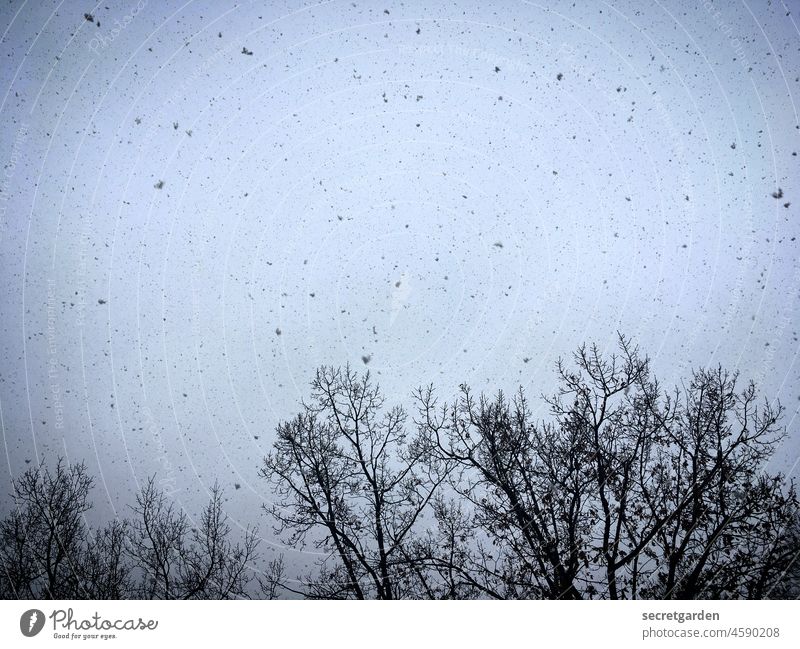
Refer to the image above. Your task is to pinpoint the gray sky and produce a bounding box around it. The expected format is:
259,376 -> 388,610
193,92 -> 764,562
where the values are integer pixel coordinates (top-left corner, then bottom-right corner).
1,0 -> 799,575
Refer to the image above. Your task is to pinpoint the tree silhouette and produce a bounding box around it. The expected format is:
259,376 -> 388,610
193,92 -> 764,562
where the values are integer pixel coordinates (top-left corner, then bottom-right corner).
0,459 -> 94,598
413,335 -> 799,599
2,337 -> 798,599
127,479 -> 258,599
81,520 -> 134,599
259,365 -> 448,599
1,468 -> 258,600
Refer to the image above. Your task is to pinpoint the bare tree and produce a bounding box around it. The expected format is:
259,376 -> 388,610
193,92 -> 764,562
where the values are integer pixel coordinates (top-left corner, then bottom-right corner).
81,520 -> 134,598
415,335 -> 799,599
406,495 -> 514,599
259,365 -> 449,599
127,479 -> 258,599
0,508 -> 36,598
414,384 -> 585,598
767,513 -> 800,598
259,554 -> 286,600
0,459 -> 93,598
183,484 -> 259,599
2,337 -> 797,601
126,478 -> 189,599
629,366 -> 797,599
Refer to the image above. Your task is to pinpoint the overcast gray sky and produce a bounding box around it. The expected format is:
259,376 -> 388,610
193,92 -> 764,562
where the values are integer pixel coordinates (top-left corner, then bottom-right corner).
1,0 -> 799,575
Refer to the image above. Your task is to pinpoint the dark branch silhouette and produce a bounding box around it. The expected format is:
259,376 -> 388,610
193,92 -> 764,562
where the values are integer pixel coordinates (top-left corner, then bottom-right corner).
259,365 -> 449,599
412,335 -> 799,599
1,469 -> 258,599
127,479 -> 259,599
2,337 -> 798,599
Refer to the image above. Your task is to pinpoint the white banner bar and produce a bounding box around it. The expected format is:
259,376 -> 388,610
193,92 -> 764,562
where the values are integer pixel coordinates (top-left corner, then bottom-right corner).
2,600 -> 799,648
